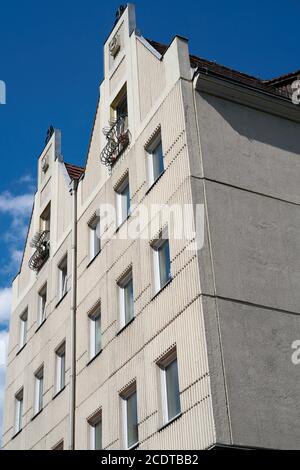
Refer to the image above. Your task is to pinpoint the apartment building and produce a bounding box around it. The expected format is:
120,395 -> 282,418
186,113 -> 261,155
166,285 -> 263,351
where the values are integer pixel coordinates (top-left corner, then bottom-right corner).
2,4 -> 300,450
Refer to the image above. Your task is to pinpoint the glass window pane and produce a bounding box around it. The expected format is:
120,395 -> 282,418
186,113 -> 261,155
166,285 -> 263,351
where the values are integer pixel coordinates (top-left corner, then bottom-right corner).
95,315 -> 102,354
166,359 -> 181,421
126,392 -> 138,448
60,353 -> 65,390
152,141 -> 164,182
122,184 -> 130,220
124,278 -> 134,324
94,421 -> 102,450
159,240 -> 171,288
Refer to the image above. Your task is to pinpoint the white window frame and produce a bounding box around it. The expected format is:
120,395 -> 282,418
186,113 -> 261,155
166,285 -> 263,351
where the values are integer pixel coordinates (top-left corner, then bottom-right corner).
19,309 -> 28,350
120,383 -> 138,450
158,349 -> 181,425
15,389 -> 24,434
118,269 -> 134,329
147,133 -> 164,187
89,307 -> 102,360
89,216 -> 101,261
115,175 -> 130,228
151,229 -> 172,294
58,256 -> 68,299
88,410 -> 102,450
34,367 -> 44,416
38,284 -> 47,326
55,342 -> 66,394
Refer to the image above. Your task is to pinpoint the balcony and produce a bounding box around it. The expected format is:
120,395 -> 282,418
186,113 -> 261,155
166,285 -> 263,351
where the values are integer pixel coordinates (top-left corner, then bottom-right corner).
29,230 -> 50,272
100,115 -> 129,167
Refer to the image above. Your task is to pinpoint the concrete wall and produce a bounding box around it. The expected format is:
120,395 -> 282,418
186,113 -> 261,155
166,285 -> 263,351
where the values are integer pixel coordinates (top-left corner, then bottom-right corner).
194,88 -> 300,449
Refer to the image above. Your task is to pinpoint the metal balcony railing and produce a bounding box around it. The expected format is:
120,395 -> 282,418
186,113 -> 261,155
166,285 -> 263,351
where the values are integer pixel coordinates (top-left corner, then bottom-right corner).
29,230 -> 50,272
100,115 -> 129,167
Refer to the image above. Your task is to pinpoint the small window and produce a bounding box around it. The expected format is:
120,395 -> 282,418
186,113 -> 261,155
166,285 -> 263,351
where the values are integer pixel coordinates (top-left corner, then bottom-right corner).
147,134 -> 164,186
121,384 -> 139,450
112,86 -> 128,134
88,410 -> 102,450
118,269 -> 134,329
152,232 -> 172,294
15,389 -> 24,434
38,284 -> 47,327
40,203 -> 51,232
89,306 -> 102,360
34,366 -> 44,416
55,342 -> 66,394
19,309 -> 28,350
115,175 -> 130,228
89,216 -> 101,261
158,349 -> 181,425
58,256 -> 68,299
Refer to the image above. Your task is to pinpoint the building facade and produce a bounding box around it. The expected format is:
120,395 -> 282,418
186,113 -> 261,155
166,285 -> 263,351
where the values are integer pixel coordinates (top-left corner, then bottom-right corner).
2,4 -> 300,450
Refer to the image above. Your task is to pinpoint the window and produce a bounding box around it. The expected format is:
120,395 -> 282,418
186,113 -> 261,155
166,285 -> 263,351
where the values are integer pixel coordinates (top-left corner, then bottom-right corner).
152,234 -> 172,294
121,385 -> 139,450
112,86 -> 128,134
159,350 -> 181,424
55,342 -> 66,394
89,216 -> 101,261
19,309 -> 28,350
88,411 -> 102,450
58,256 -> 68,299
115,175 -> 130,228
118,270 -> 134,329
34,367 -> 44,416
147,134 -> 164,186
38,284 -> 47,326
40,203 -> 51,232
15,389 -> 24,434
89,307 -> 102,360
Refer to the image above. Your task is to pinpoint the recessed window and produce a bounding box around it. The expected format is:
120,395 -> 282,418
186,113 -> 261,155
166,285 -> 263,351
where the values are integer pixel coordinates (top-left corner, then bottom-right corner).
152,232 -> 172,294
55,342 -> 66,394
34,367 -> 44,416
147,133 -> 164,187
19,309 -> 28,350
118,269 -> 134,329
115,175 -> 130,228
38,284 -> 47,327
89,306 -> 102,360
89,216 -> 101,261
112,85 -> 128,133
88,411 -> 102,450
158,349 -> 181,425
121,384 -> 139,450
58,256 -> 68,300
15,389 -> 24,434
40,203 -> 51,233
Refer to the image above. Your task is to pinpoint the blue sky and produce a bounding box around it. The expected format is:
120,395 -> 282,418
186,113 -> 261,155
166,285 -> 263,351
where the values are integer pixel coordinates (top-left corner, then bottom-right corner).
0,0 -> 299,444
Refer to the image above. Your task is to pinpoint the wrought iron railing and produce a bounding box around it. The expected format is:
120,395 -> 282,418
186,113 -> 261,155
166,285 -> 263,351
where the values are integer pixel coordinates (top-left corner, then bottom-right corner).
29,230 -> 50,272
100,115 -> 129,167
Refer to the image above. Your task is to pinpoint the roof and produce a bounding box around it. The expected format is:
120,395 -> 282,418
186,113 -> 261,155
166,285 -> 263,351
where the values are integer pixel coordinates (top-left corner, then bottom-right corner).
65,162 -> 85,180
147,39 -> 299,100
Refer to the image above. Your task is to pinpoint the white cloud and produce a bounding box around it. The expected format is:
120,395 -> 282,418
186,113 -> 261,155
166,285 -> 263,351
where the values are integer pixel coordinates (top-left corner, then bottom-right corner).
0,288 -> 12,326
0,191 -> 34,216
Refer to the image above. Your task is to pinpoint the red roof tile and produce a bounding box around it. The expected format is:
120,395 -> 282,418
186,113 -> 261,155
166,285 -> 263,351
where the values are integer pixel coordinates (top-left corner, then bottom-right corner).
65,162 -> 85,180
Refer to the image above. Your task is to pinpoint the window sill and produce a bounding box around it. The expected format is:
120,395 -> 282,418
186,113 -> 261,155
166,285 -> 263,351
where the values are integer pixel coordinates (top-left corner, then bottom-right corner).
151,278 -> 173,302
87,250 -> 101,269
35,319 -> 47,333
87,350 -> 103,367
158,413 -> 182,433
116,317 -> 135,337
31,409 -> 43,422
127,442 -> 140,451
55,291 -> 68,309
12,429 -> 22,440
53,386 -> 66,401
145,171 -> 165,196
16,344 -> 26,357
